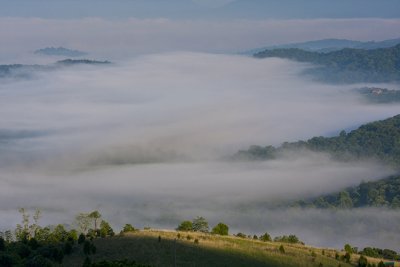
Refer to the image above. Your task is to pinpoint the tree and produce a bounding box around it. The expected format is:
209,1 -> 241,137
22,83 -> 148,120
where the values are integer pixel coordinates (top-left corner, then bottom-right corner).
192,217 -> 209,233
75,213 -> 91,234
259,232 -> 271,242
52,224 -> 68,242
122,224 -> 136,233
176,221 -> 193,232
358,255 -> 368,267
211,223 -> 229,236
89,211 -> 102,232
344,244 -> 353,254
344,252 -> 351,263
99,221 -> 114,238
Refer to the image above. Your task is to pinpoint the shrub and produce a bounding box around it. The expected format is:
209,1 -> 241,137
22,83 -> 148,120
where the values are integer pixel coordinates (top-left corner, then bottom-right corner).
211,223 -> 229,236
260,232 -> 271,242
236,233 -> 246,238
279,245 -> 285,254
176,221 -> 193,232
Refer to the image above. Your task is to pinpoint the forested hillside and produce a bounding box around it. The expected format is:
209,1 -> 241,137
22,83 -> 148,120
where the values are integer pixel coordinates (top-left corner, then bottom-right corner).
295,175 -> 400,208
254,44 -> 400,83
234,114 -> 400,165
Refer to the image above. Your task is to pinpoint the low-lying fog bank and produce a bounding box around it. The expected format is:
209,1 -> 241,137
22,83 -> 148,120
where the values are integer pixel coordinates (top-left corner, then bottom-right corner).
0,53 -> 399,250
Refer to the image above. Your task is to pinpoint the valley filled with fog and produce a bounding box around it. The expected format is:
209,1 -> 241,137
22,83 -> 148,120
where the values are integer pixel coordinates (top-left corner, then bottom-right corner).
1,53 -> 399,249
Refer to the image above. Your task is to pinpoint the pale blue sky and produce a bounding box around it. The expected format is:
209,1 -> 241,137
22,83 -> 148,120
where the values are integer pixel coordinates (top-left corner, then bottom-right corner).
0,0 -> 399,19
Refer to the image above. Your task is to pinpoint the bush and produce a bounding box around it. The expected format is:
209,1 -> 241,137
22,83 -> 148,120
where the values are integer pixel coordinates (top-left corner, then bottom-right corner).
192,217 -> 209,233
279,245 -> 285,254
259,232 -> 271,242
236,233 -> 246,238
358,255 -> 368,267
211,223 -> 229,236
122,224 -> 136,233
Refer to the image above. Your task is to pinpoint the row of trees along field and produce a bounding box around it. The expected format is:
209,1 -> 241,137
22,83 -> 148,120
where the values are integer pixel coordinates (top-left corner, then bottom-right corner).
1,210 -> 399,266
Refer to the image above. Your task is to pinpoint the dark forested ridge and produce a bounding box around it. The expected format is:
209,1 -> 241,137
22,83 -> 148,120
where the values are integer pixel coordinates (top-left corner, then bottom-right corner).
254,44 -> 400,83
295,175 -> 400,208
234,114 -> 400,165
0,59 -> 110,79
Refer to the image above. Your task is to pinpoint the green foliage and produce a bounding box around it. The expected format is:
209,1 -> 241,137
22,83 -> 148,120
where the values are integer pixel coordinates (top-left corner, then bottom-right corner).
176,220 -> 193,231
344,252 -> 351,263
236,233 -> 247,238
192,217 -> 209,233
254,44 -> 400,83
378,261 -> 385,267
89,211 -> 102,231
237,114 -> 400,166
259,232 -> 271,242
100,221 -> 115,238
211,223 -> 229,236
274,235 -> 301,244
279,245 -> 285,254
358,255 -> 368,267
122,224 -> 136,233
344,244 -> 353,254
237,115 -> 400,209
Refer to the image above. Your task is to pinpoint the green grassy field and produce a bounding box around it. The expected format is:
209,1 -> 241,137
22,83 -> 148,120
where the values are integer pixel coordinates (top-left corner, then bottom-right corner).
59,229 -> 363,267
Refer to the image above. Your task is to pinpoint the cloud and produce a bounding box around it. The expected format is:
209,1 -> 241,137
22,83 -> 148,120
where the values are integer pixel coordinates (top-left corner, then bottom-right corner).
0,53 -> 399,250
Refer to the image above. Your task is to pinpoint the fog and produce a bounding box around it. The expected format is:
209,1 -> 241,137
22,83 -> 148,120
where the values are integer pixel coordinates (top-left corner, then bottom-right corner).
1,53 -> 399,250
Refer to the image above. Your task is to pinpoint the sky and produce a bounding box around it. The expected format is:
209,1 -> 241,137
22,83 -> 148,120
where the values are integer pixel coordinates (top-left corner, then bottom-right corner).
0,0 -> 399,19
0,0 -> 400,251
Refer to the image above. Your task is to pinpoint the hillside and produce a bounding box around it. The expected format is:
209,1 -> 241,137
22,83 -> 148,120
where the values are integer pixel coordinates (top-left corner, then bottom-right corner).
234,114 -> 400,165
295,175 -> 400,209
0,60 -> 110,79
243,37 -> 400,55
254,44 -> 400,83
61,230 -> 355,267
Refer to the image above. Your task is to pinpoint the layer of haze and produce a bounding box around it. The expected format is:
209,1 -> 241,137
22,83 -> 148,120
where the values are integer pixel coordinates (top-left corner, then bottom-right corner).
1,52 -> 399,249
1,18 -> 400,62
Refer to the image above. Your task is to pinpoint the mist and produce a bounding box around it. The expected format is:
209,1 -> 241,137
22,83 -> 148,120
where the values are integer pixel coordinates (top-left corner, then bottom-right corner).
1,53 -> 399,250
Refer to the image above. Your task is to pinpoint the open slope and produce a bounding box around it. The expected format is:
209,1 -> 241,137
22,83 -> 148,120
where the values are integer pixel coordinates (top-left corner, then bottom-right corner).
61,230 -> 356,267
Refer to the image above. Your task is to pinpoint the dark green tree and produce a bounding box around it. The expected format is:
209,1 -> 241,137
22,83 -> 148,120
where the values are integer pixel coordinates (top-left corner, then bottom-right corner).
211,223 -> 229,236
358,255 -> 368,267
176,221 -> 193,231
260,232 -> 271,242
192,217 -> 209,233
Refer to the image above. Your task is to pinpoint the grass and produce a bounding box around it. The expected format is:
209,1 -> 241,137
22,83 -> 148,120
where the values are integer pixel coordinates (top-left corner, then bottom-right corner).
60,229 -> 391,267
